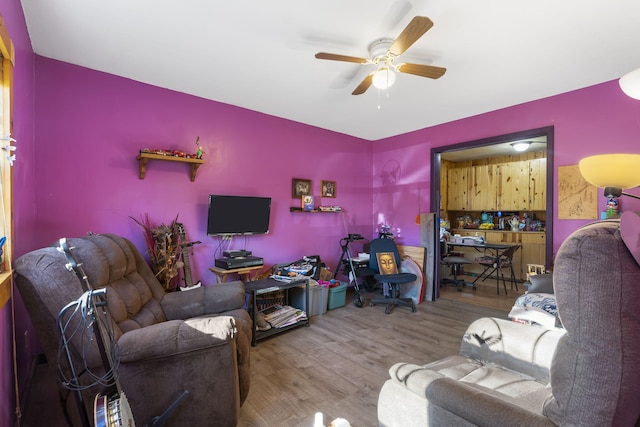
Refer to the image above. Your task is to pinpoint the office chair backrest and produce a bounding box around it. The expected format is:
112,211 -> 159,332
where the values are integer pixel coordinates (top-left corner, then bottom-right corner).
369,238 -> 402,272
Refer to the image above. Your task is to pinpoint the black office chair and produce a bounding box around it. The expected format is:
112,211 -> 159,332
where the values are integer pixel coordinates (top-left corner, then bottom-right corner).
368,238 -> 417,314
441,242 -> 475,292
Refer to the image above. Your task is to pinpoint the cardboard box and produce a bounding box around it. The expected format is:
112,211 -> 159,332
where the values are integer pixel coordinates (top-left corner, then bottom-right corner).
327,282 -> 347,310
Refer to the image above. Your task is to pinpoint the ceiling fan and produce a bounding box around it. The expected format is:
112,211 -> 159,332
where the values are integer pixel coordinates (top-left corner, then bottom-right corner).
315,16 -> 446,95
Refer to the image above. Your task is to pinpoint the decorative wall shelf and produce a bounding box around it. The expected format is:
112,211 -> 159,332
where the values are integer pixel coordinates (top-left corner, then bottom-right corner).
289,207 -> 342,213
136,152 -> 205,182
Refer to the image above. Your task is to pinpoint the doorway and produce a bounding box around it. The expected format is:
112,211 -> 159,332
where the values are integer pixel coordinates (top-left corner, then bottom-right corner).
430,126 -> 554,300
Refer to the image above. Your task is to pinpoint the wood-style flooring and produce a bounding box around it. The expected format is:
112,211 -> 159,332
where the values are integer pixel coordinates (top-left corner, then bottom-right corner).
20,280 -> 520,427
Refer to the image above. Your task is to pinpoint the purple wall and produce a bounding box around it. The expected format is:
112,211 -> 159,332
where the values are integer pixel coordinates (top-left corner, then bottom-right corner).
372,79 -> 640,257
2,0 -> 640,424
33,58 -> 374,281
0,0 -> 36,425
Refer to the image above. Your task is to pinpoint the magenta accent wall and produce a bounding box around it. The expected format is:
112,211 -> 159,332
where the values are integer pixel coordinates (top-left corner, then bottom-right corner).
3,0 -> 640,424
0,0 -> 37,425
372,79 -> 640,257
33,58 -> 374,280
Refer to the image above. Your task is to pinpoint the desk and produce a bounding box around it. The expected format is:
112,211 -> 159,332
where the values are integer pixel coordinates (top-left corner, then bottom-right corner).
446,242 -> 520,294
209,265 -> 263,283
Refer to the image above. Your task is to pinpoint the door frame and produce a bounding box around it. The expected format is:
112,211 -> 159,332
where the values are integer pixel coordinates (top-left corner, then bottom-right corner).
430,126 -> 554,295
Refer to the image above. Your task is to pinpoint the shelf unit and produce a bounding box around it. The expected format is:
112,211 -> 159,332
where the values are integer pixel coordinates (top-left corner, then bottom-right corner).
244,277 -> 309,346
136,152 -> 205,182
289,207 -> 341,213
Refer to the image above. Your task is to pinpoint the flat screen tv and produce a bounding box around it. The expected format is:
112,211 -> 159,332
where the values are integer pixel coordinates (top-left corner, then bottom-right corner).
207,195 -> 272,236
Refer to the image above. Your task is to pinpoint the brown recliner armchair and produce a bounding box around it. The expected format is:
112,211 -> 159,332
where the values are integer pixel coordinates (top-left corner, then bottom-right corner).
15,233 -> 251,427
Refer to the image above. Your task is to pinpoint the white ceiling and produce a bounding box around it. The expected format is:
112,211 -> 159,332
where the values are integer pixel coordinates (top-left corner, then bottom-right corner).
20,0 -> 640,141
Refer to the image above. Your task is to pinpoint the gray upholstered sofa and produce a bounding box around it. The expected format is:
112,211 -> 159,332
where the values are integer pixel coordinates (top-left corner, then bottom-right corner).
378,217 -> 640,426
16,233 -> 251,427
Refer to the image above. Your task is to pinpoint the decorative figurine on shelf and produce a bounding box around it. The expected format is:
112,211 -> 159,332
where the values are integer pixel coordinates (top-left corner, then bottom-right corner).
509,216 -> 520,231
195,136 -> 205,159
606,195 -> 619,218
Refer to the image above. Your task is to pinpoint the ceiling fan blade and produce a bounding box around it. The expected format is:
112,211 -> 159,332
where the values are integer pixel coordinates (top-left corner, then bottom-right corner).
396,63 -> 446,79
315,52 -> 369,64
352,73 -> 374,95
389,16 -> 434,56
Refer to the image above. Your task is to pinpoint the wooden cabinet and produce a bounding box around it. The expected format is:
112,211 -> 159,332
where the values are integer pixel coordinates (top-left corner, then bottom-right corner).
447,158 -> 546,212
520,232 -> 546,278
447,168 -> 469,210
528,158 -> 547,210
497,162 -> 529,211
469,165 -> 498,211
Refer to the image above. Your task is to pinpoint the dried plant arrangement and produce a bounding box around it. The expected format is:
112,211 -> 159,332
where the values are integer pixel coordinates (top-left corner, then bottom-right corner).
131,214 -> 183,291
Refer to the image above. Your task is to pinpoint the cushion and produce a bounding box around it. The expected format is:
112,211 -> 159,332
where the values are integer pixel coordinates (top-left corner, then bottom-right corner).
508,293 -> 558,329
543,220 -> 640,425
527,273 -> 554,294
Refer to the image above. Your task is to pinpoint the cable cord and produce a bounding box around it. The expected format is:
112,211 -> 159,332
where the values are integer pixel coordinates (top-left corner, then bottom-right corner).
56,290 -> 120,392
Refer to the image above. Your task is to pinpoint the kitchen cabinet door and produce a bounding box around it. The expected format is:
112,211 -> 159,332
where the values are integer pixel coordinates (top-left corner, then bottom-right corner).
447,168 -> 469,210
497,162 -> 529,211
529,158 -> 547,210
469,165 -> 498,211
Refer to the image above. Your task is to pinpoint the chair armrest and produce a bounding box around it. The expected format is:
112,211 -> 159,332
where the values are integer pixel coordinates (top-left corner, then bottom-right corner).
426,377 -> 555,427
161,281 -> 245,320
117,316 -> 237,362
460,317 -> 564,382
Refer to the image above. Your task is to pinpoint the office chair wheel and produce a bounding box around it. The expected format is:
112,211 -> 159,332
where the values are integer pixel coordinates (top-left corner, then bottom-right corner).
411,306 -> 417,312
353,293 -> 364,308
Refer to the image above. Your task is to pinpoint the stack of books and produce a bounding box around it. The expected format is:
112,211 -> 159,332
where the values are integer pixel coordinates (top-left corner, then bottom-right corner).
260,304 -> 307,328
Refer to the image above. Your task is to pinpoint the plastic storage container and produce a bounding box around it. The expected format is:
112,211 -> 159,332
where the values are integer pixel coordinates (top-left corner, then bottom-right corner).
327,282 -> 348,310
290,281 -> 328,317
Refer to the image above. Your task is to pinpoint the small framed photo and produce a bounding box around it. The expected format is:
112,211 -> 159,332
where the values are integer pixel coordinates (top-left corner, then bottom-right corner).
321,180 -> 336,198
292,178 -> 312,198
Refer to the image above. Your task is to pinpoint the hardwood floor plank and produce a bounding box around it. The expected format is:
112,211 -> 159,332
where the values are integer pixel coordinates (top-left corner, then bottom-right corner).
238,288 -> 511,427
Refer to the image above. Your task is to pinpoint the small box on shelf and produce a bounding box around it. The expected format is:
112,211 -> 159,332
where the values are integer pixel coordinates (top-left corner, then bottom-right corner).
302,195 -> 315,211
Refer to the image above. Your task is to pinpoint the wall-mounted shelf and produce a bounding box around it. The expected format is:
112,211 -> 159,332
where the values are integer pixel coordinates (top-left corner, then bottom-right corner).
289,207 -> 342,213
136,152 -> 205,182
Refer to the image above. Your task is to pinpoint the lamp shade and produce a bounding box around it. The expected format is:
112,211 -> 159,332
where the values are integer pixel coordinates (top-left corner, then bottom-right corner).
372,68 -> 396,89
619,68 -> 640,100
578,154 -> 640,189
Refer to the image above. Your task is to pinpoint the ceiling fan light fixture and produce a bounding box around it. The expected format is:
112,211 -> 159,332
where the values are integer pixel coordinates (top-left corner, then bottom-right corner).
511,141 -> 531,152
619,68 -> 640,100
372,68 -> 396,90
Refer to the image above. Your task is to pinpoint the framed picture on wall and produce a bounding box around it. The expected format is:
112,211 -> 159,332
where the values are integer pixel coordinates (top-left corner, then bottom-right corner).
292,178 -> 312,198
321,180 -> 336,198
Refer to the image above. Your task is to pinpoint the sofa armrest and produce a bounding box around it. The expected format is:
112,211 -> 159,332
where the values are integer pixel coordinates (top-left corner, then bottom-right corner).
117,316 -> 237,362
426,377 -> 556,427
160,281 -> 245,320
460,317 -> 564,382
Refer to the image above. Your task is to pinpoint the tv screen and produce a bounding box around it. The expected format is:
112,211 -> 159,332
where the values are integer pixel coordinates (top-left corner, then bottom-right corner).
207,195 -> 272,236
